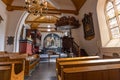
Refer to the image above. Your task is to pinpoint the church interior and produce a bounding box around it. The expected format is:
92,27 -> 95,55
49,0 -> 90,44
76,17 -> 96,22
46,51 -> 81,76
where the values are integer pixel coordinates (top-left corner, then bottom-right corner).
0,0 -> 120,80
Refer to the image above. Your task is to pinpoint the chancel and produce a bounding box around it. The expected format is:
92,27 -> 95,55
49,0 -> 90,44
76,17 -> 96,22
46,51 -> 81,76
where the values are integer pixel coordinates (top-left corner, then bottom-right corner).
0,0 -> 120,80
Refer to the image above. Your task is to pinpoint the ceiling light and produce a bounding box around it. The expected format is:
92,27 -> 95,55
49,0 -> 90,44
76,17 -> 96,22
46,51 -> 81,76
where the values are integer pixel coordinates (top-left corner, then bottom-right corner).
48,25 -> 51,28
24,0 -> 48,16
47,29 -> 51,31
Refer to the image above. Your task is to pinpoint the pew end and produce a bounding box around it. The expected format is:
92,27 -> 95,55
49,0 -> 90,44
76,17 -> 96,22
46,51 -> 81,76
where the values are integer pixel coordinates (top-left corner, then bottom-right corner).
0,60 -> 25,80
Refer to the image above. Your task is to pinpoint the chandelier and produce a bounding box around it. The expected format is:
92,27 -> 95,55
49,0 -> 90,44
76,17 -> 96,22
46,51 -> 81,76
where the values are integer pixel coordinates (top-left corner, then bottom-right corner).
25,0 -> 48,16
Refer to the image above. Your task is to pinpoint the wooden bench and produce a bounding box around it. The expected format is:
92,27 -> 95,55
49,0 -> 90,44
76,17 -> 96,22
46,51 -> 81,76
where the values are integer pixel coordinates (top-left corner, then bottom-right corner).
61,63 -> 120,80
0,60 -> 25,80
7,53 -> 40,76
0,52 -> 40,76
56,56 -> 100,70
25,54 -> 40,76
57,58 -> 120,80
0,53 -> 23,62
56,56 -> 100,79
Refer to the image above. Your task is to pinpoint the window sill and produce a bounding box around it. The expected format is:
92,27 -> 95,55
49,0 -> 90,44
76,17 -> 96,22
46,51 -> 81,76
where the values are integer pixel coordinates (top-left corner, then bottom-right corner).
105,39 -> 120,47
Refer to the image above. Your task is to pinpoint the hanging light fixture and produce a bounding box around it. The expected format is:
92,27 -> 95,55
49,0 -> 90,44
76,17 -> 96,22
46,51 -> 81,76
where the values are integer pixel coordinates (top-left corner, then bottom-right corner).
25,0 -> 48,16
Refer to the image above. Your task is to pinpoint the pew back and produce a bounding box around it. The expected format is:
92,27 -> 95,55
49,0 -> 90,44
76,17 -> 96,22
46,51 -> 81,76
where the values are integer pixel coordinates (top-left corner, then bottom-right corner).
0,61 -> 25,80
56,56 -> 100,70
58,58 -> 120,79
62,63 -> 120,80
56,56 -> 100,80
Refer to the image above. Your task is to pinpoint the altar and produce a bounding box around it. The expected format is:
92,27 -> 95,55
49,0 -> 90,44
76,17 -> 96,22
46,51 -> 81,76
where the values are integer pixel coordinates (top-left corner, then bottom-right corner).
47,50 -> 60,61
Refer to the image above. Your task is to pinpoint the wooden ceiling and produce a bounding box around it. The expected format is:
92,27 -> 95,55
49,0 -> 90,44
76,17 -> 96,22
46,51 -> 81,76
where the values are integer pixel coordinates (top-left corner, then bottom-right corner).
2,0 -> 86,15
2,0 -> 86,31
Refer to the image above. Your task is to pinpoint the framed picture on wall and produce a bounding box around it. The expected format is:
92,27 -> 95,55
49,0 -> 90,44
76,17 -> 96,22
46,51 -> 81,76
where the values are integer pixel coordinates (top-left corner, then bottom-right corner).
82,12 -> 95,40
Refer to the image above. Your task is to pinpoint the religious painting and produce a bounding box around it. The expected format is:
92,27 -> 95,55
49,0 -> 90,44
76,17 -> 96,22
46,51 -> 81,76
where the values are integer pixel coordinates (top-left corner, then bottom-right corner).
44,34 -> 61,48
82,12 -> 95,40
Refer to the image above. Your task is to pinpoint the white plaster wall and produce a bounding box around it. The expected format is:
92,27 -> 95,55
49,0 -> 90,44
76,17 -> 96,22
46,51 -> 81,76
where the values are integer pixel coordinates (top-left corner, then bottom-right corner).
5,10 -> 24,52
14,12 -> 30,52
72,0 -> 101,56
0,1 -> 7,51
97,0 -> 110,47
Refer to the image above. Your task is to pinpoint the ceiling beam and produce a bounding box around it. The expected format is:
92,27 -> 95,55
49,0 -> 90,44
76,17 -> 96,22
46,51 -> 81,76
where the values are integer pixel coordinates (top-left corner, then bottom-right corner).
37,27 -> 55,29
6,5 -> 78,15
71,0 -> 86,13
25,20 -> 56,24
48,9 -> 78,15
2,0 -> 14,5
39,30 -> 63,33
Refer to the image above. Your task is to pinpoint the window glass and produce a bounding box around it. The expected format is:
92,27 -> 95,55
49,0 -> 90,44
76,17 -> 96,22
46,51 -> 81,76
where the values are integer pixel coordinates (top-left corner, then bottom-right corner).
118,15 -> 120,21
115,0 -> 120,5
107,9 -> 115,19
106,2 -> 113,11
108,18 -> 118,28
116,4 -> 120,14
105,0 -> 120,39
111,27 -> 120,38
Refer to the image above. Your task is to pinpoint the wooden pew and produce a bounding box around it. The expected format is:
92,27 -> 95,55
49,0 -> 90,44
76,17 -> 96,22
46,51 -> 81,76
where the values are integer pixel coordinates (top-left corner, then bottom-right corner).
0,53 -> 40,76
0,61 -> 25,80
8,53 -> 40,76
56,56 -> 100,79
58,58 -> 120,80
61,63 -> 120,80
0,53 -> 20,62
0,51 -> 7,54
25,54 -> 40,76
56,56 -> 100,70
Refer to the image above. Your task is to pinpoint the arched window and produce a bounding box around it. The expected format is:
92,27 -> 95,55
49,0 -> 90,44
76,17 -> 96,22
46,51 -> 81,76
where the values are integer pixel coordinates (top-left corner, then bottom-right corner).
105,0 -> 120,39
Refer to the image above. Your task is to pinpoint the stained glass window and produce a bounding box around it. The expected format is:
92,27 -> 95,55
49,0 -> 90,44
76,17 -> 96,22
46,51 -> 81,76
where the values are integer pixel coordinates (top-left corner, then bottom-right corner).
115,0 -> 120,5
108,18 -> 118,28
105,0 -> 120,38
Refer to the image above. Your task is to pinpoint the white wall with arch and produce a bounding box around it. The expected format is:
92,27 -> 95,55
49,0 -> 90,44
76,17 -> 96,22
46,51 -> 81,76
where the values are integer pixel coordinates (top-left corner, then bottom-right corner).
0,1 -> 7,51
97,0 -> 110,47
72,0 -> 101,56
14,12 -> 30,52
5,10 -> 31,52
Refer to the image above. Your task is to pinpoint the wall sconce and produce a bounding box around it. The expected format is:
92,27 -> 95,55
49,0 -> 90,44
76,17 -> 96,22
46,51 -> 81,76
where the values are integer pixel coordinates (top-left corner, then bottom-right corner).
0,15 -> 3,23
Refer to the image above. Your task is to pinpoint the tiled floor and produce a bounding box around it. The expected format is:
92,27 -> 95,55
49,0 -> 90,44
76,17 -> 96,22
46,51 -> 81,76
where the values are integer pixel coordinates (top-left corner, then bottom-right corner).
25,58 -> 57,80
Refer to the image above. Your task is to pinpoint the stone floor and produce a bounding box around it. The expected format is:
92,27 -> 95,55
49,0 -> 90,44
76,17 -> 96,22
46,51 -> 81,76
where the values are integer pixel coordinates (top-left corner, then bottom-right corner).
25,58 -> 57,80
25,53 -> 68,80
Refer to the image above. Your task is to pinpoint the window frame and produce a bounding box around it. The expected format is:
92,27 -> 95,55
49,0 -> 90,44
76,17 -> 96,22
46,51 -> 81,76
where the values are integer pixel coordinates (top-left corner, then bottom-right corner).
105,0 -> 120,39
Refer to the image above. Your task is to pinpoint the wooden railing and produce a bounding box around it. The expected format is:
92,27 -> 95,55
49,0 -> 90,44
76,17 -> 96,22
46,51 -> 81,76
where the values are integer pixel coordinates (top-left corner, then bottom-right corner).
62,36 -> 80,57
72,41 -> 80,57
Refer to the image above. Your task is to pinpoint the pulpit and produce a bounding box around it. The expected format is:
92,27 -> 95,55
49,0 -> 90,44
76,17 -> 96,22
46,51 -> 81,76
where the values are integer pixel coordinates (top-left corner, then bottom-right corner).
19,40 -> 33,55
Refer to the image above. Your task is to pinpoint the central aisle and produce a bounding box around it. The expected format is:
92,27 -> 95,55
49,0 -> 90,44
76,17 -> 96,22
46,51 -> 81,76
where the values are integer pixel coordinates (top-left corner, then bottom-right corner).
26,61 -> 57,80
